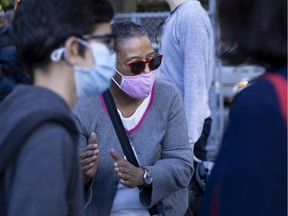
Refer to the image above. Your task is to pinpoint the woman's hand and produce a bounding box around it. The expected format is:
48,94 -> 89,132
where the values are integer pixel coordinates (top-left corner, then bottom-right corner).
79,132 -> 99,185
110,148 -> 144,188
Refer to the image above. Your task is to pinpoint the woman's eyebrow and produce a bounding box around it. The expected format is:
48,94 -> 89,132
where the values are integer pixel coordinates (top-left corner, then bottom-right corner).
146,52 -> 155,58
125,56 -> 143,62
125,51 -> 155,62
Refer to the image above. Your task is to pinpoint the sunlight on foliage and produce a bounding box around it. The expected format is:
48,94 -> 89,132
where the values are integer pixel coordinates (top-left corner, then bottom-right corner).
0,0 -> 11,10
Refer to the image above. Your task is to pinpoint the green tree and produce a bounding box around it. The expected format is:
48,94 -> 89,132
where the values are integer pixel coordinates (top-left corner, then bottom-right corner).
0,0 -> 11,10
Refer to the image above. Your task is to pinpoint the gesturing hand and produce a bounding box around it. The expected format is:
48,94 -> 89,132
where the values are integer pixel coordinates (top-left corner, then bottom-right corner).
80,132 -> 99,185
110,148 -> 144,188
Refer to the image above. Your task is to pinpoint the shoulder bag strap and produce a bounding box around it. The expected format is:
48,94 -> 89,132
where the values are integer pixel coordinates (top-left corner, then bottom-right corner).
102,89 -> 160,216
102,89 -> 139,167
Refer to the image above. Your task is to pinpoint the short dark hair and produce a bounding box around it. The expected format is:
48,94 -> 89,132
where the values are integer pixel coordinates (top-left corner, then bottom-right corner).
12,0 -> 114,73
217,0 -> 287,67
111,21 -> 148,51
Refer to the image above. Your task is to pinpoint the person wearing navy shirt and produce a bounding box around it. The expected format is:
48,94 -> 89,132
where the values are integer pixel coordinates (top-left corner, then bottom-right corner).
200,0 -> 287,215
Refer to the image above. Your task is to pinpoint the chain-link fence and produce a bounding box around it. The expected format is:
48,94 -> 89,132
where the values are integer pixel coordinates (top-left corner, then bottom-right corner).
114,12 -> 169,50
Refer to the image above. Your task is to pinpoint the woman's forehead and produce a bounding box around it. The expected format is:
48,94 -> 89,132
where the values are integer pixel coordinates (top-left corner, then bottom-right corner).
117,36 -> 154,58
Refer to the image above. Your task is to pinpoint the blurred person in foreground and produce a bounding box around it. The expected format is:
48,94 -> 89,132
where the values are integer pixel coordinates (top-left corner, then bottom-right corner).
200,0 -> 287,215
73,21 -> 194,216
0,0 -> 116,215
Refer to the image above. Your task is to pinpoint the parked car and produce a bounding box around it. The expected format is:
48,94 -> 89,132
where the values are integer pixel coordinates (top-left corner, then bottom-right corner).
221,64 -> 265,104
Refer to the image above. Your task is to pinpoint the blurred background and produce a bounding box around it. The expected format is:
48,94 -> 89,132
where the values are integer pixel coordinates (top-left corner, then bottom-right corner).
0,0 -> 265,160
108,0 -> 265,160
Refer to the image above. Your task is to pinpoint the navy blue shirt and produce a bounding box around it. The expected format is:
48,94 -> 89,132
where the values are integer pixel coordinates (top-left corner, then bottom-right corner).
200,67 -> 287,216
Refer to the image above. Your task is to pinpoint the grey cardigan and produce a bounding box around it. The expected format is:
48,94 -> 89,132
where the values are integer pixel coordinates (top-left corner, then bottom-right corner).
73,80 -> 194,216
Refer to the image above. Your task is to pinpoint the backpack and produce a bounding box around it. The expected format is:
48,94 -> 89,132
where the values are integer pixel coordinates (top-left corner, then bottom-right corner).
0,111 -> 79,215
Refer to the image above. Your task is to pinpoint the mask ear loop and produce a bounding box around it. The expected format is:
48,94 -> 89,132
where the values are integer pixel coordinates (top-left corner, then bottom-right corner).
50,48 -> 65,62
76,38 -> 91,48
112,68 -> 124,88
50,38 -> 91,63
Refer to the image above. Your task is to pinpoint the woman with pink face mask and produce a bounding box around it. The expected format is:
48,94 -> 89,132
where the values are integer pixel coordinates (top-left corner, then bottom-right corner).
73,21 -> 194,216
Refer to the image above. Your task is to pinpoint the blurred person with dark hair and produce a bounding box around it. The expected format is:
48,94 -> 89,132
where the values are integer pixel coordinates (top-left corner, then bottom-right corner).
73,21 -> 193,216
0,7 -> 28,102
200,0 -> 287,215
0,0 -> 116,215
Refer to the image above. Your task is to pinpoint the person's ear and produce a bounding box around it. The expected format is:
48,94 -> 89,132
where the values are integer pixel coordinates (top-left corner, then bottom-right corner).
64,36 -> 83,65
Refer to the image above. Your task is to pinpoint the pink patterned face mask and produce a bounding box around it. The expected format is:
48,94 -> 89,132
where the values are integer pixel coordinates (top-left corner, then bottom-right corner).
112,69 -> 156,99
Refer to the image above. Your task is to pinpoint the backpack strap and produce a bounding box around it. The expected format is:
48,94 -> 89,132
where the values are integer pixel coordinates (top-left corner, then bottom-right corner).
264,73 -> 287,125
0,111 -> 77,173
0,111 -> 78,216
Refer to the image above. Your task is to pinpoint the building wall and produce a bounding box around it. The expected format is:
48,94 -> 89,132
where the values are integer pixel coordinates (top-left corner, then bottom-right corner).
111,0 -> 209,13
110,0 -> 137,13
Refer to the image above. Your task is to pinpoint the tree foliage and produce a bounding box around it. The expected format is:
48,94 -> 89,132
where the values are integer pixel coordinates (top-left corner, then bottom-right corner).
0,0 -> 11,9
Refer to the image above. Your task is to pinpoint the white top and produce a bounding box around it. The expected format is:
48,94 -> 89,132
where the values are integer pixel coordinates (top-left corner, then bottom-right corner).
118,93 -> 151,130
110,94 -> 151,216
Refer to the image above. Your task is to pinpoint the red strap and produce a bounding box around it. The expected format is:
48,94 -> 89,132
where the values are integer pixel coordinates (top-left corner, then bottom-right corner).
209,180 -> 221,216
264,73 -> 287,126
